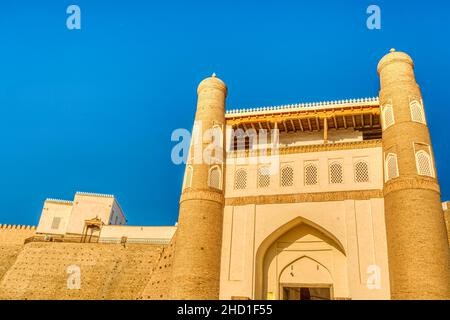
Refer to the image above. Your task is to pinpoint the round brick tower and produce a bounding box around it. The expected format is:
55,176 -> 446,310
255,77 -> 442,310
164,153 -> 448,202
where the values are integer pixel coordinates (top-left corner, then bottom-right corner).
378,49 -> 450,299
170,74 -> 227,299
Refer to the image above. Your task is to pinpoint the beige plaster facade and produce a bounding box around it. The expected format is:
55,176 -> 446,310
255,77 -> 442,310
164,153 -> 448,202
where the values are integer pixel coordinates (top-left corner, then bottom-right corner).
220,197 -> 390,300
65,192 -> 125,235
219,137 -> 390,299
99,225 -> 176,244
36,192 -> 126,236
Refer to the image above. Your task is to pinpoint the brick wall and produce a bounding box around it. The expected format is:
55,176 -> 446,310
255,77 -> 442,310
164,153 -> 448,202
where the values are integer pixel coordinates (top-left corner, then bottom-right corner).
0,224 -> 36,245
0,242 -> 167,300
140,233 -> 176,300
0,224 -> 37,283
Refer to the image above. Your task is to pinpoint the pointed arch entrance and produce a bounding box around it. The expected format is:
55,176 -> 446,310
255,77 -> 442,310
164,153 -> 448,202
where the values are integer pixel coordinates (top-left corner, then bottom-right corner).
254,216 -> 347,300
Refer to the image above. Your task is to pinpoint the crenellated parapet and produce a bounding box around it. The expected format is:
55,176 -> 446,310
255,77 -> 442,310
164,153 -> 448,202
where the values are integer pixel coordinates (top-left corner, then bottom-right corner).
75,191 -> 114,198
0,224 -> 37,245
45,198 -> 74,206
226,97 -> 379,115
0,224 -> 36,230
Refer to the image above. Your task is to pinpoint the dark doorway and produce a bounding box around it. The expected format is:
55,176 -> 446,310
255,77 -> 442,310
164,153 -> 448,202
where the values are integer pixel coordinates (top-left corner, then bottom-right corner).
282,287 -> 331,300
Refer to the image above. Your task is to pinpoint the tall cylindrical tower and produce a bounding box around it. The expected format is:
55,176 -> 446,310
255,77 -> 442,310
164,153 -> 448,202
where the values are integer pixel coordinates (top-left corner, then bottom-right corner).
170,74 -> 227,299
378,49 -> 450,299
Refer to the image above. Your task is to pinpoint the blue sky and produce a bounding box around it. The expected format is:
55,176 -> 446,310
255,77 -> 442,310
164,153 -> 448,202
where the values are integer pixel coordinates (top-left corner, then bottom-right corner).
0,0 -> 449,226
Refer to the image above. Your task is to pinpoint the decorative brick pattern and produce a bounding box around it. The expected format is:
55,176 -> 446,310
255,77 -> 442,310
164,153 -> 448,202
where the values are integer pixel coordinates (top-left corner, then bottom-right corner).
225,189 -> 383,206
378,49 -> 450,299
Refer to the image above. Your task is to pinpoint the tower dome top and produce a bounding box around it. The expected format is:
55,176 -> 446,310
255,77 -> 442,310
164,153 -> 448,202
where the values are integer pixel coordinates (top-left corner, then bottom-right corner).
197,73 -> 227,96
377,49 -> 414,74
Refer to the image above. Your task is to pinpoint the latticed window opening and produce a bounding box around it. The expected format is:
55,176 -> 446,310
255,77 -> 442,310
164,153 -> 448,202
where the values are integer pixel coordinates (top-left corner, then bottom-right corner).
280,166 -> 294,187
329,162 -> 343,184
234,169 -> 247,190
208,166 -> 221,189
258,167 -> 271,188
304,164 -> 319,186
410,100 -> 425,124
416,151 -> 433,177
183,166 -> 193,189
354,161 -> 369,183
385,154 -> 399,181
383,105 -> 395,129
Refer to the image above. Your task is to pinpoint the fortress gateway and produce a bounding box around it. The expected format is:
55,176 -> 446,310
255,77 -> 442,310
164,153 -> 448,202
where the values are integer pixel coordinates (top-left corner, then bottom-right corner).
0,49 -> 449,300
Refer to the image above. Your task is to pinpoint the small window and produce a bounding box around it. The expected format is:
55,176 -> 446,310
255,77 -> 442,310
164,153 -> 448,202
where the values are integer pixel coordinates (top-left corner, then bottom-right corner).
304,163 -> 319,186
410,100 -> 426,124
416,151 -> 434,177
114,215 -> 119,225
234,168 -> 247,190
183,165 -> 193,189
354,161 -> 369,183
329,162 -> 343,184
51,217 -> 61,230
280,165 -> 294,187
385,153 -> 399,181
258,166 -> 271,188
382,104 -> 395,129
208,166 -> 222,190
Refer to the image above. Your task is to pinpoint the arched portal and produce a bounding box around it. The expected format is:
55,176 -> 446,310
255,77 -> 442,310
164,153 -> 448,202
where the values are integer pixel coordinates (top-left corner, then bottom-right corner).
255,217 -> 347,300
278,256 -> 333,300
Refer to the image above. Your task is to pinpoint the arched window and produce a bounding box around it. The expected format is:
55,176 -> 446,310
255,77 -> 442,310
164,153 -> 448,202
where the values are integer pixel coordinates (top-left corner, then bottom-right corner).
280,165 -> 294,187
234,168 -> 247,190
385,153 -> 399,181
354,161 -> 369,183
183,165 -> 193,189
382,104 -> 395,129
410,100 -> 426,124
304,163 -> 319,186
415,151 -> 434,177
208,166 -> 222,190
258,166 -> 271,188
329,162 -> 343,184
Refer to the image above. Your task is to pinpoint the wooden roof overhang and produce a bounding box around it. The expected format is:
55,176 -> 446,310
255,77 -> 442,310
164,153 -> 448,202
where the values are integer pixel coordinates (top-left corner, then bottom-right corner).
225,102 -> 381,134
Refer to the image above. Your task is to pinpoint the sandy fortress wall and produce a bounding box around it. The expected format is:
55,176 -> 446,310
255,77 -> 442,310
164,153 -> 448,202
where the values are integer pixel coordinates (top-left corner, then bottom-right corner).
0,224 -> 36,282
140,234 -> 177,300
0,240 -> 172,300
0,195 -> 179,300
0,224 -> 36,245
0,222 -> 177,300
